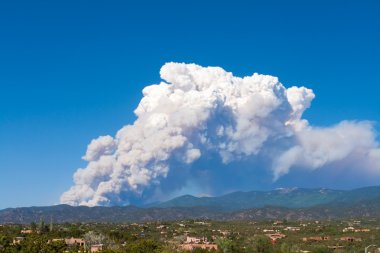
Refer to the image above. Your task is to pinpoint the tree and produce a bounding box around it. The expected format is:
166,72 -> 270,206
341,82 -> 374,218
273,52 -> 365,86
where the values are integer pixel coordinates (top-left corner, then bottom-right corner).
280,243 -> 291,253
42,240 -> 67,253
126,239 -> 162,253
253,236 -> 272,253
30,222 -> 37,233
0,235 -> 11,250
38,218 -> 44,232
311,246 -> 333,253
216,238 -> 233,253
83,231 -> 108,251
49,216 -> 53,232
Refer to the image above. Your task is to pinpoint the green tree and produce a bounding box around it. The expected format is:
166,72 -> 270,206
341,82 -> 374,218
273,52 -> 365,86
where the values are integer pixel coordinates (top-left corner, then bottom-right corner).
280,242 -> 291,253
49,216 -> 53,232
311,246 -> 333,253
83,231 -> 108,251
216,238 -> 233,253
127,239 -> 162,253
0,235 -> 11,251
30,222 -> 37,232
253,236 -> 272,253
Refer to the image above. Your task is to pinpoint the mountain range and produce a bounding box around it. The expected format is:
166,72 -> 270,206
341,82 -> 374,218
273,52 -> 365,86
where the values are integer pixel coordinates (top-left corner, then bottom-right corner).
147,186 -> 380,211
2,186 -> 380,224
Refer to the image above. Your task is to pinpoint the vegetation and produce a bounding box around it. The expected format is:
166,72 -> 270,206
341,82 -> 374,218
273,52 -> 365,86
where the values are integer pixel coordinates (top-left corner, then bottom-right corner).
1,218 -> 380,253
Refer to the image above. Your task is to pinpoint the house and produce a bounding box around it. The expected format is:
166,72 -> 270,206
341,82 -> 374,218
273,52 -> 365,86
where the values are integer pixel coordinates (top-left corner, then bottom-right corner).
49,238 -> 65,244
186,236 -> 206,244
302,236 -> 330,242
12,237 -> 25,245
355,228 -> 370,232
91,244 -> 103,252
195,221 -> 210,225
266,233 -> 286,243
342,227 -> 355,232
340,237 -> 362,242
181,243 -> 218,251
21,229 -> 33,234
65,237 -> 85,247
217,230 -> 229,236
284,226 -> 300,231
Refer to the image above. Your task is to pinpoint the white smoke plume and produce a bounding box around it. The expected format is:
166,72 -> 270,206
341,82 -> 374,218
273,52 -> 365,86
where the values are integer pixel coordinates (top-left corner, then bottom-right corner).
60,63 -> 380,206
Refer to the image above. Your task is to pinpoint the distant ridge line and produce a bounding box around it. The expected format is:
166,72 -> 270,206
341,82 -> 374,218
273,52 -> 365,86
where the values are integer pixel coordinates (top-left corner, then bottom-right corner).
2,186 -> 380,223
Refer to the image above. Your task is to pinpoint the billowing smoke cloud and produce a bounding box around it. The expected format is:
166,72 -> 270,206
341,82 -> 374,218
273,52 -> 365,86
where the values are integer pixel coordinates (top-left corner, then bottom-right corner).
60,63 -> 380,206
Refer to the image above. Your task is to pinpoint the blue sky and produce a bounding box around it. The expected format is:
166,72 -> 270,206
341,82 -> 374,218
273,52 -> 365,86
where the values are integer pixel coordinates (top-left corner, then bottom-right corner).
0,0 -> 379,208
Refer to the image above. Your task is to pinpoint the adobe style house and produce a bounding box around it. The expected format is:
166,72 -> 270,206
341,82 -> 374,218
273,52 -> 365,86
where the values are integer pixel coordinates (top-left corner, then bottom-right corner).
186,236 -> 207,244
90,244 -> 103,252
12,237 -> 25,245
50,238 -> 64,243
355,228 -> 370,232
21,229 -> 33,234
64,237 -> 85,247
181,235 -> 217,251
284,226 -> 301,231
340,237 -> 362,242
181,243 -> 218,251
266,233 -> 286,244
302,236 -> 330,242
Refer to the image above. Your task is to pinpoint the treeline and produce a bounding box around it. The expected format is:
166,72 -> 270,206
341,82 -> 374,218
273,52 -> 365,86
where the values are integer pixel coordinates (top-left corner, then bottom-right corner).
0,233 -> 335,253
0,219 -> 375,253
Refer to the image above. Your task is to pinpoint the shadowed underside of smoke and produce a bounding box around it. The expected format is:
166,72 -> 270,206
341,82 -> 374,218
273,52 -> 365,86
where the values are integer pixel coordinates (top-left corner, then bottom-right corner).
60,62 -> 380,206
